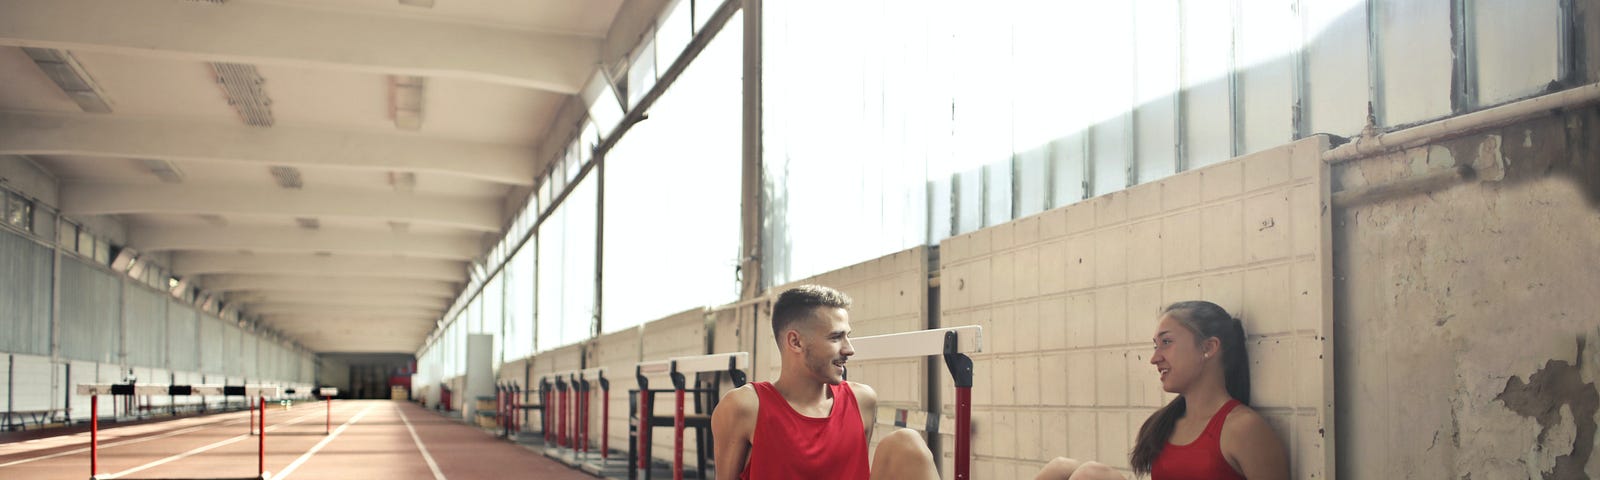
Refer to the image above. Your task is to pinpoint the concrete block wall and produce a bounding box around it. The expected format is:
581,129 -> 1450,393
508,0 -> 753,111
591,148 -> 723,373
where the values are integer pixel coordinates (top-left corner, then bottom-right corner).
938,136 -> 1333,479
758,246 -> 931,457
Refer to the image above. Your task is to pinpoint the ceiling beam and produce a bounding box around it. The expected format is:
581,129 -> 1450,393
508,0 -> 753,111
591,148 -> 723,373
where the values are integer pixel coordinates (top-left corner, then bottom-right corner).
227,292 -> 449,310
62,184 -> 503,233
0,0 -> 598,93
246,304 -> 443,317
0,111 -> 537,184
132,226 -> 484,260
172,253 -> 465,282
200,274 -> 457,299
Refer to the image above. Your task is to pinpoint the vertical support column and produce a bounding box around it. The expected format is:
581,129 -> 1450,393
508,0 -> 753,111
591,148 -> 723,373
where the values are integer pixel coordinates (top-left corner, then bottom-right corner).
740,0 -> 764,301
325,393 -> 331,435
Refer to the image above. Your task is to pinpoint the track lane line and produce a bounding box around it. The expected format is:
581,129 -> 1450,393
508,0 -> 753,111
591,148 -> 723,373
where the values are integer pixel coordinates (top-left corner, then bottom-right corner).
395,404 -> 447,480
269,403 -> 378,480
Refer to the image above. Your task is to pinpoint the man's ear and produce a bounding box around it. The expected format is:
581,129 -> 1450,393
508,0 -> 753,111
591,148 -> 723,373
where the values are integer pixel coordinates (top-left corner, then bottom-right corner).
784,329 -> 803,353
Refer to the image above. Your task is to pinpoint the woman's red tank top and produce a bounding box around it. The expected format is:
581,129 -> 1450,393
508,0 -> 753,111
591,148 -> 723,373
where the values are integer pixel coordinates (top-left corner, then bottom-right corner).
738,381 -> 871,480
1150,399 -> 1247,480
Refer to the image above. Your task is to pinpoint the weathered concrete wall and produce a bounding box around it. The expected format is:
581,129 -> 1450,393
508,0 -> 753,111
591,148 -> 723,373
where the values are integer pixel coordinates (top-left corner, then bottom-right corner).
1333,106 -> 1600,479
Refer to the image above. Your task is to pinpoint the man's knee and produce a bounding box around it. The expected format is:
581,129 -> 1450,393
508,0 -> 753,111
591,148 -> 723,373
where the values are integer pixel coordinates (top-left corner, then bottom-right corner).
878,428 -> 932,460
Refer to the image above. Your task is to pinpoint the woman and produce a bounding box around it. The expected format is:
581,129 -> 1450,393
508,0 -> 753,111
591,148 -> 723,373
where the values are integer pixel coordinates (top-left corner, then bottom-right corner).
1035,301 -> 1289,480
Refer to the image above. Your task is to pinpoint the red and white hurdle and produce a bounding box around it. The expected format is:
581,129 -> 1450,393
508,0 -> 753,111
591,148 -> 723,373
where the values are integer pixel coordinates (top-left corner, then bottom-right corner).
77,383 -> 282,480
846,325 -> 983,480
632,351 -> 749,480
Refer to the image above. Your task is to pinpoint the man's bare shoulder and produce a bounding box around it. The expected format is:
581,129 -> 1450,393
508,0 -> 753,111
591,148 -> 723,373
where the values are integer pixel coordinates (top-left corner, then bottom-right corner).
714,384 -> 760,423
848,381 -> 878,407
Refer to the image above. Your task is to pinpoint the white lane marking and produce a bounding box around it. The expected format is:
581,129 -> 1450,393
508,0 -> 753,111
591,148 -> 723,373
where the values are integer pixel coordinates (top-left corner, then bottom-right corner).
395,405 -> 447,480
0,414 -> 253,468
270,404 -> 377,480
98,408 -> 326,479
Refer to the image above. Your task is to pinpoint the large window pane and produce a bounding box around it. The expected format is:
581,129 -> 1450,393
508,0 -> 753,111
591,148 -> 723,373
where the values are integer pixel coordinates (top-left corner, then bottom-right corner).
603,18 -> 741,332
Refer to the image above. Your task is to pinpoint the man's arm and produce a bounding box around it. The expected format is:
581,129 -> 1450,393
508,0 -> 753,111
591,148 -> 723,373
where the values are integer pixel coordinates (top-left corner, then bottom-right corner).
711,385 -> 758,480
851,382 -> 879,442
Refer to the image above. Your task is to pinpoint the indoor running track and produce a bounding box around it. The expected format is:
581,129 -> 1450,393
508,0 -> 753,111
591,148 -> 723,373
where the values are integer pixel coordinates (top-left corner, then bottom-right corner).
0,400 -> 593,479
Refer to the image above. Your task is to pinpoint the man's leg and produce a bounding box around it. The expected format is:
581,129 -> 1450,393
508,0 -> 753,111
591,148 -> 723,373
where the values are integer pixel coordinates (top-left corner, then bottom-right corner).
1033,457 -> 1125,480
869,429 -> 939,480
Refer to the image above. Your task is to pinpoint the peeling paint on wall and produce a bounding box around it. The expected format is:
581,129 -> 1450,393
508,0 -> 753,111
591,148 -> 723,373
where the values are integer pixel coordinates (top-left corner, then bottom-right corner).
1495,338 -> 1599,480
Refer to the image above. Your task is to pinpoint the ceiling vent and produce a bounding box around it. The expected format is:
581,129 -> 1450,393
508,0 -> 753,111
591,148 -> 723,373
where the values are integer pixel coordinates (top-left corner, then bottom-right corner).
138,159 -> 185,183
388,171 -> 417,192
388,221 -> 412,233
210,62 -> 274,127
269,166 -> 303,189
295,217 -> 321,230
198,214 -> 228,226
390,76 -> 425,130
22,47 -> 113,113
398,0 -> 435,7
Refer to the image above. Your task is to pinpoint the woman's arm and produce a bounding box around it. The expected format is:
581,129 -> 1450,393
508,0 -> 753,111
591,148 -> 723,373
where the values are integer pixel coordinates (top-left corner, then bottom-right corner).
1221,406 -> 1290,480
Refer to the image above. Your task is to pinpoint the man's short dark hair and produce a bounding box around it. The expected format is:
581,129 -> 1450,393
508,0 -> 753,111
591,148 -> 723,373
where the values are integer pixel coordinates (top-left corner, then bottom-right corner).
771,285 -> 852,344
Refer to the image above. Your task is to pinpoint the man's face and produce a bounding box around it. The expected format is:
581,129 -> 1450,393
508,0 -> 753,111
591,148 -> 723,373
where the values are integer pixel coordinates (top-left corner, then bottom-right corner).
794,307 -> 855,385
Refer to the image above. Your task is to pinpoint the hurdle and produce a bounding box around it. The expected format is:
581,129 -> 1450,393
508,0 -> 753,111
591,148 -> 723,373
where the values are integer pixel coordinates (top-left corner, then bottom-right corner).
319,387 -> 338,435
631,352 -> 749,480
78,383 -> 282,480
575,367 -> 626,476
541,369 -> 583,464
845,325 -> 982,480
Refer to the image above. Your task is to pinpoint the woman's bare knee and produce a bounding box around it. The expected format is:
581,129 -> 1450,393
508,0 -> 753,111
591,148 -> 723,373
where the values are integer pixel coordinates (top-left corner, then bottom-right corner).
1066,461 -> 1124,480
1033,457 -> 1082,480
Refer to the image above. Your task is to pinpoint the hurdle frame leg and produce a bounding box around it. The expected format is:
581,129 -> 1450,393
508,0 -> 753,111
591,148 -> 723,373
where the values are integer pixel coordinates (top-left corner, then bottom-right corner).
942,330 -> 974,480
669,366 -> 686,480
90,394 -> 98,478
258,396 -> 266,477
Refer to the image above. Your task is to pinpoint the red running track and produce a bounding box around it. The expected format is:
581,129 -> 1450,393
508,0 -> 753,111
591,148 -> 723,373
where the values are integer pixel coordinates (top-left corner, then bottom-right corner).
0,400 -> 593,480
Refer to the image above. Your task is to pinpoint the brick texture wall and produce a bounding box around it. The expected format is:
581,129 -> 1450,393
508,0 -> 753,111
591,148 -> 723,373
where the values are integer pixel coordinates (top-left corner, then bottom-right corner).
938,136 -> 1332,479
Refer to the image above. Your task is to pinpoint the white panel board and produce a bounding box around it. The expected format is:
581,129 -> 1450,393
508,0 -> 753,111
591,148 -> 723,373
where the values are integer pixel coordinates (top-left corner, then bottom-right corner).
1304,0 -> 1371,137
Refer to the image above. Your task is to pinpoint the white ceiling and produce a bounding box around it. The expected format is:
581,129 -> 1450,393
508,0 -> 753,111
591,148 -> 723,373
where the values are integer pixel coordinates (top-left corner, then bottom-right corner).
0,0 -> 631,353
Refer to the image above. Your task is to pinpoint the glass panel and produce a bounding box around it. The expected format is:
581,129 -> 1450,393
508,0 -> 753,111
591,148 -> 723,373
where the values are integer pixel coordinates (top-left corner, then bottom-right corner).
1181,0 -> 1236,167
602,21 -> 741,332
1472,0 -> 1561,105
628,39 -> 658,108
1135,0 -> 1180,183
1238,0 -> 1300,154
1376,0 -> 1453,125
1304,0 -> 1371,137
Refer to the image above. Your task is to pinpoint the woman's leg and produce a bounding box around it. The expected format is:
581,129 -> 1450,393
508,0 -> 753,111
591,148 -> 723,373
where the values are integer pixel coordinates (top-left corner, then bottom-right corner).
1034,457 -> 1125,480
869,429 -> 939,480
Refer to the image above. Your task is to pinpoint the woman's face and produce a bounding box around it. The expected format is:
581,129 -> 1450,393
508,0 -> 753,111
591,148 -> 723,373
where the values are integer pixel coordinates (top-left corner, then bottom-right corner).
1149,314 -> 1208,394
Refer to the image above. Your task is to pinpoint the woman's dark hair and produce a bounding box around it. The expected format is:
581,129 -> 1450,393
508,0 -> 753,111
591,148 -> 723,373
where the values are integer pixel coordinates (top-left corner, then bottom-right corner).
1129,301 -> 1250,476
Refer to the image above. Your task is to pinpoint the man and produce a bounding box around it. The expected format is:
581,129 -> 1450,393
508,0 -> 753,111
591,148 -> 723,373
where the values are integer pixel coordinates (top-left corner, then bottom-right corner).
712,285 -> 939,480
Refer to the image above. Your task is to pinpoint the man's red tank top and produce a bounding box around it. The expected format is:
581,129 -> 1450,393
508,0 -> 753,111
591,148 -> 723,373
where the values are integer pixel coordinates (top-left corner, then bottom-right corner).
1150,399 -> 1247,480
738,381 -> 870,480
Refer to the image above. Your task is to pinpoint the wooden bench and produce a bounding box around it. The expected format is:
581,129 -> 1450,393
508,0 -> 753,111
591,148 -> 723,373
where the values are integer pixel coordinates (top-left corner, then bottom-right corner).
0,408 -> 65,431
